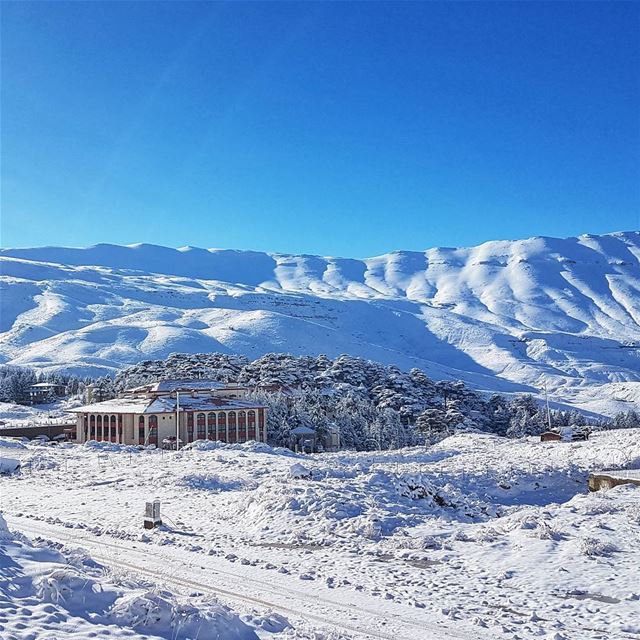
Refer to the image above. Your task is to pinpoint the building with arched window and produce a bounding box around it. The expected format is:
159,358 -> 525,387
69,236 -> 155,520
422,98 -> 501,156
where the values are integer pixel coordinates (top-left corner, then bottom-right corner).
71,380 -> 267,446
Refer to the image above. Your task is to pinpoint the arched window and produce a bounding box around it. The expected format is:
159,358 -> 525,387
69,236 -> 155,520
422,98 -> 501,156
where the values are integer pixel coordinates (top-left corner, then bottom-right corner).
138,416 -> 145,445
148,415 -> 158,446
238,411 -> 246,441
197,413 -> 206,440
96,415 -> 102,441
217,412 -> 226,442
110,415 -> 117,442
247,410 -> 256,440
187,412 -> 194,443
89,414 -> 95,440
118,415 -> 123,442
207,413 -> 216,440
228,411 -> 236,443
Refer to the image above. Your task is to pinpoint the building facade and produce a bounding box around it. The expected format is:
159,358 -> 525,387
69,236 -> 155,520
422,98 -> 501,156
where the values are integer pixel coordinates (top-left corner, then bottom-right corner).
28,382 -> 67,404
71,380 -> 267,446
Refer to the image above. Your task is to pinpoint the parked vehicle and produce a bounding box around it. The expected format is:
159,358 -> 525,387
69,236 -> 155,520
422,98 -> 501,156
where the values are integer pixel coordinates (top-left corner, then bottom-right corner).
162,436 -> 183,450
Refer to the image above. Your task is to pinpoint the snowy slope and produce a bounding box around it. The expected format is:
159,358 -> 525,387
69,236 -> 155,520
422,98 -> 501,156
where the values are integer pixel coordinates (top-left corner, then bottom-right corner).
1,231 -> 640,414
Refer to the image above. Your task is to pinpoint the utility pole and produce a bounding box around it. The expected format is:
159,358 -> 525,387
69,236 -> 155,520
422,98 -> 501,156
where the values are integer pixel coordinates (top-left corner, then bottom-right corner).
176,391 -> 180,451
544,383 -> 552,430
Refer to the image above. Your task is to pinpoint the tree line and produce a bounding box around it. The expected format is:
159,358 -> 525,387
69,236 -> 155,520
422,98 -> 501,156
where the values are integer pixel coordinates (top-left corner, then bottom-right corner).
2,354 -> 638,448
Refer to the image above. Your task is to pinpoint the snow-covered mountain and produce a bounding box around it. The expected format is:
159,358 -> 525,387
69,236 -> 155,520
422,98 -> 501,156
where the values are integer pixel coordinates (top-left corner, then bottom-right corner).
1,231 -> 639,415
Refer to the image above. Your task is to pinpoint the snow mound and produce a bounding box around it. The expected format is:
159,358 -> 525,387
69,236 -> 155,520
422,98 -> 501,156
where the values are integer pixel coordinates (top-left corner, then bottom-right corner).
183,439 -> 296,456
0,511 -> 11,540
83,440 -> 141,453
109,590 -> 258,639
0,437 -> 27,449
0,457 -> 20,474
289,463 -> 312,479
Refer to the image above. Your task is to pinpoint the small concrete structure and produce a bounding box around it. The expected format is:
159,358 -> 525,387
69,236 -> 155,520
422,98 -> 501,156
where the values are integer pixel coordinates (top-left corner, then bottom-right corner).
290,425 -> 316,453
588,470 -> 640,492
144,500 -> 162,529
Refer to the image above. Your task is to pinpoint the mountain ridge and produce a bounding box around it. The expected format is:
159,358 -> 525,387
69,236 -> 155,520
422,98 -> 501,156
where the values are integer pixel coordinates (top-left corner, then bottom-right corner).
1,230 -> 639,416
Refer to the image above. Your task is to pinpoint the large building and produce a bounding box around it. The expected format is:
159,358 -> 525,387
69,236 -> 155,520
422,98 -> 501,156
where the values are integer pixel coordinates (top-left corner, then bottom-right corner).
71,380 -> 267,446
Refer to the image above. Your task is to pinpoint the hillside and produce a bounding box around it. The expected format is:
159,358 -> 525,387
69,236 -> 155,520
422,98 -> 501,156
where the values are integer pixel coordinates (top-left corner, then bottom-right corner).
1,231 -> 640,415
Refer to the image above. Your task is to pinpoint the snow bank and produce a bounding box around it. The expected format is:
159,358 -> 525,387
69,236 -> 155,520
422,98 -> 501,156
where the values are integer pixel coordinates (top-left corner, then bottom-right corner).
0,511 -> 258,639
83,440 -> 142,453
0,457 -> 20,474
0,511 -> 11,540
110,590 -> 257,639
0,436 -> 27,449
289,463 -> 312,479
183,439 -> 297,457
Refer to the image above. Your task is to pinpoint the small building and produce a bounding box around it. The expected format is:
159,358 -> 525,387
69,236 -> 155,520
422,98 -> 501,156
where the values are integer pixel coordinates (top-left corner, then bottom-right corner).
71,379 -> 267,446
290,425 -> 316,453
540,430 -> 562,442
27,382 -> 67,404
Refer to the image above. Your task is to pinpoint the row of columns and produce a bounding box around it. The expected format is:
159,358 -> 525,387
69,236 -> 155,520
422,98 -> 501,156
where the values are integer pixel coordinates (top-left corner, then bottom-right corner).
184,410 -> 265,444
79,409 -> 267,444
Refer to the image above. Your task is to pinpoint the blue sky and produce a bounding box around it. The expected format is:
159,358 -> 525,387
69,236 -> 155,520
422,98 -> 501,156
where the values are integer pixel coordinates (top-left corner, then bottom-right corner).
2,1 -> 639,256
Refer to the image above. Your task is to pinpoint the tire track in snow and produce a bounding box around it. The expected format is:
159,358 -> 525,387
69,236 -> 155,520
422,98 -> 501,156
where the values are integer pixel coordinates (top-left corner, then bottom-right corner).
7,515 -> 487,640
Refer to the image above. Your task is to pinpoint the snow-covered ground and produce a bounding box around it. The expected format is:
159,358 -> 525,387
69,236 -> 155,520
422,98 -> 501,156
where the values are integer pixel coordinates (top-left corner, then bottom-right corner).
2,231 -> 640,415
0,397 -> 80,427
2,430 -> 639,639
0,511 -> 270,639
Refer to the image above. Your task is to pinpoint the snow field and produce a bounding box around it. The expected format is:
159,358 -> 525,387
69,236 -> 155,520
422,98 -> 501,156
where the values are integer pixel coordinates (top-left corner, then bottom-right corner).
1,430 -> 639,639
